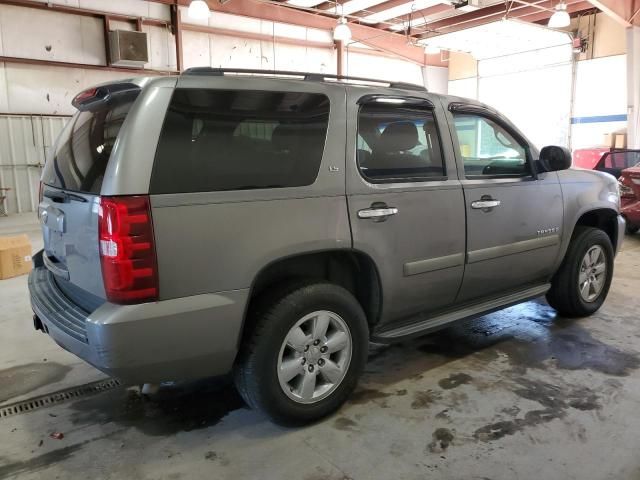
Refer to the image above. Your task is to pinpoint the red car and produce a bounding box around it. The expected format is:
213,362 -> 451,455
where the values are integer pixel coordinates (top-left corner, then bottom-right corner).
619,164 -> 640,234
573,148 -> 640,178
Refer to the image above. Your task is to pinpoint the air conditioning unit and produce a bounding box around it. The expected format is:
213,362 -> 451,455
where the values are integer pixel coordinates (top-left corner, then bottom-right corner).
109,30 -> 149,68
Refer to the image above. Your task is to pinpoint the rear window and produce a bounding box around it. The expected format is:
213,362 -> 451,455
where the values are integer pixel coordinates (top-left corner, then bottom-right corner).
150,89 -> 330,194
42,93 -> 138,194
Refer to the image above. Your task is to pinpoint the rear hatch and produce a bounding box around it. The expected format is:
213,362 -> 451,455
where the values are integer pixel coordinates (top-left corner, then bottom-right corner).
39,83 -> 141,310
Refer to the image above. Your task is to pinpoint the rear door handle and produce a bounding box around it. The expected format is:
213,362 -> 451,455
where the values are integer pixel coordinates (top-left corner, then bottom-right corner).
471,199 -> 501,210
358,207 -> 398,220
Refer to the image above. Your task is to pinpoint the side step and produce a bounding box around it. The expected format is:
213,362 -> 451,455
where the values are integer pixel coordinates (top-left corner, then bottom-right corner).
372,283 -> 551,343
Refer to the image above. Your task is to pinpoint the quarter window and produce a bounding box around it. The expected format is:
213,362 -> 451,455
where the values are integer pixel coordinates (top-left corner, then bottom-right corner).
357,102 -> 445,182
453,113 -> 529,177
151,89 -> 330,194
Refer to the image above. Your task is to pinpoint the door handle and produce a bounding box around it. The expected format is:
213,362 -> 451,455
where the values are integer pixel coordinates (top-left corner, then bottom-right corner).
471,199 -> 501,210
358,206 -> 398,220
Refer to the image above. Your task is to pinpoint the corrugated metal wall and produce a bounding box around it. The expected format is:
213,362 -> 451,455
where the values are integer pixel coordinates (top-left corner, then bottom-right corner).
0,115 -> 69,215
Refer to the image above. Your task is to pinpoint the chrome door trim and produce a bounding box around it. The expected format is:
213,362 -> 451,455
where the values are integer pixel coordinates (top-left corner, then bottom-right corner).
471,200 -> 501,209
357,207 -> 398,219
404,253 -> 465,276
467,234 -> 560,264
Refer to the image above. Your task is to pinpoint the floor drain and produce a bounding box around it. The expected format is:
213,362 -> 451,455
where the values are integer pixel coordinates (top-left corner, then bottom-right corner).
0,378 -> 122,419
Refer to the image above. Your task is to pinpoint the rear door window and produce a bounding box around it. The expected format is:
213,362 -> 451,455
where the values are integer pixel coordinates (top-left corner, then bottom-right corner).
150,89 -> 330,194
356,102 -> 445,182
42,93 -> 139,194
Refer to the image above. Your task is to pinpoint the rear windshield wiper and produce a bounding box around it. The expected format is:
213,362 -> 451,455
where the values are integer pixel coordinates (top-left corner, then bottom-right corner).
44,190 -> 88,203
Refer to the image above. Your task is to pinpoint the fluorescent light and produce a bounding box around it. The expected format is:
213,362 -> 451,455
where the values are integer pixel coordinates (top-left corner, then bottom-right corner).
333,17 -> 352,42
548,2 -> 570,28
361,0 -> 442,24
187,0 -> 210,20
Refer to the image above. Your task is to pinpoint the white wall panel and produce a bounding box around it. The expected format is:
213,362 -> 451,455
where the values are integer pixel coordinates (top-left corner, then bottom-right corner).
448,77 -> 477,100
3,64 -> 144,115
424,66 -> 448,94
0,63 -> 8,113
0,5 -> 106,65
0,115 -> 69,214
344,52 -> 423,84
143,24 -> 177,70
210,36 -> 264,69
182,31 -> 211,70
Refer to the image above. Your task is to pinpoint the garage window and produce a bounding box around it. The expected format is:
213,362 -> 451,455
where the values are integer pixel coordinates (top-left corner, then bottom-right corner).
150,89 -> 330,194
357,102 -> 446,183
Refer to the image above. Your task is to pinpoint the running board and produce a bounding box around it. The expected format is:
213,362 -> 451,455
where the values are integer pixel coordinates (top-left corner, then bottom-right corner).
372,283 -> 551,343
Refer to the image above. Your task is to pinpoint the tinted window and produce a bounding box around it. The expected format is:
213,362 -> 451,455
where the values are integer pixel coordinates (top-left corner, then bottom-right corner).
42,93 -> 138,194
357,102 -> 445,182
150,89 -> 330,194
453,113 -> 529,177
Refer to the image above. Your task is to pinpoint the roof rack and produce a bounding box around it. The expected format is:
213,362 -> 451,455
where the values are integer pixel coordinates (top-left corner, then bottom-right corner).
181,67 -> 427,92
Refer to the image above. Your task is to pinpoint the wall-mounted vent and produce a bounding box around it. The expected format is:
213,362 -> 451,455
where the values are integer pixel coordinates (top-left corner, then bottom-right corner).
109,30 -> 149,68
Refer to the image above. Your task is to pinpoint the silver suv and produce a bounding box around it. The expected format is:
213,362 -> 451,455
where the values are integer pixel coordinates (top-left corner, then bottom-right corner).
29,68 -> 625,425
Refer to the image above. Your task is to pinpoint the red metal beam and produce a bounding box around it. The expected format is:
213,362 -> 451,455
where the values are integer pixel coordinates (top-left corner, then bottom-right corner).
380,3 -> 454,31
171,4 -> 184,72
181,22 -> 333,49
416,0 -> 588,37
0,55 -> 179,75
0,0 -> 169,27
586,0 -> 639,26
150,0 -> 428,64
521,1 -> 595,23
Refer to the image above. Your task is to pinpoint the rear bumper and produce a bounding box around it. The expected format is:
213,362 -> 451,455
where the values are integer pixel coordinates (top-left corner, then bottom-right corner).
621,198 -> 640,227
29,264 -> 248,384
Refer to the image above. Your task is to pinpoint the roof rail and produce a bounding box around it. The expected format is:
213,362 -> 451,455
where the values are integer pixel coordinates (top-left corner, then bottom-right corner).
181,68 -> 427,92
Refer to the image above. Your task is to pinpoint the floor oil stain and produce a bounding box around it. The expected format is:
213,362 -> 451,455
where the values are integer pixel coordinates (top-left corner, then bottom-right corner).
68,378 -> 244,436
474,377 -> 601,442
438,373 -> 472,390
416,300 -> 640,377
427,427 -> 455,453
348,388 -> 394,405
0,362 -> 71,404
333,417 -> 358,431
411,390 -> 441,409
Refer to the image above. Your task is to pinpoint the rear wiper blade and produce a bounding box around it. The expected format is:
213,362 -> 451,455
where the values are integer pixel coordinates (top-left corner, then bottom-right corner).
44,190 -> 88,203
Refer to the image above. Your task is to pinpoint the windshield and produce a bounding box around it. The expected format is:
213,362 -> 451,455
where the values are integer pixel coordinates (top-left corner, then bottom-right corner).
42,92 -> 139,194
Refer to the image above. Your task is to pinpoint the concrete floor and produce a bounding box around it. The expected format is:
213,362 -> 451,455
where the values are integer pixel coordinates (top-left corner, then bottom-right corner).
1,213 -> 640,480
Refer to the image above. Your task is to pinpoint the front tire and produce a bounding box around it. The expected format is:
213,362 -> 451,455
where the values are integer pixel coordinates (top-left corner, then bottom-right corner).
626,222 -> 639,235
546,226 -> 614,317
234,282 -> 369,426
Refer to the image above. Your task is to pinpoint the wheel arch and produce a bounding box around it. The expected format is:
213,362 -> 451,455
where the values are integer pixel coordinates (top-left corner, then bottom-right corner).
238,249 -> 383,347
571,208 -> 619,253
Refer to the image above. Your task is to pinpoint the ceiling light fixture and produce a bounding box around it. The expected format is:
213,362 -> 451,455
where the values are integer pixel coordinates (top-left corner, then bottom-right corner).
548,2 -> 570,29
188,0 -> 211,20
333,17 -> 352,42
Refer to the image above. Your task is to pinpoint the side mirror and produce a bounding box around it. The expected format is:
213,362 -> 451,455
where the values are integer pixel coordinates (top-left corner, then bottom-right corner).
539,145 -> 572,172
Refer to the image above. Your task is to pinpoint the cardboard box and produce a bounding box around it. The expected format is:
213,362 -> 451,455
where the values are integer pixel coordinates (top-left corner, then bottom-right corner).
0,234 -> 33,280
614,133 -> 627,149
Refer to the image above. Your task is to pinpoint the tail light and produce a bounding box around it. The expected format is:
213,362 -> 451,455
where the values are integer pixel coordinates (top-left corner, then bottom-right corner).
98,196 -> 158,304
619,179 -> 635,199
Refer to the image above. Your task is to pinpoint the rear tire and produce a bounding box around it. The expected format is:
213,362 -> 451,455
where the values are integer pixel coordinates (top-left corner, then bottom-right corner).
234,282 -> 368,426
546,226 -> 614,317
626,222 -> 639,235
